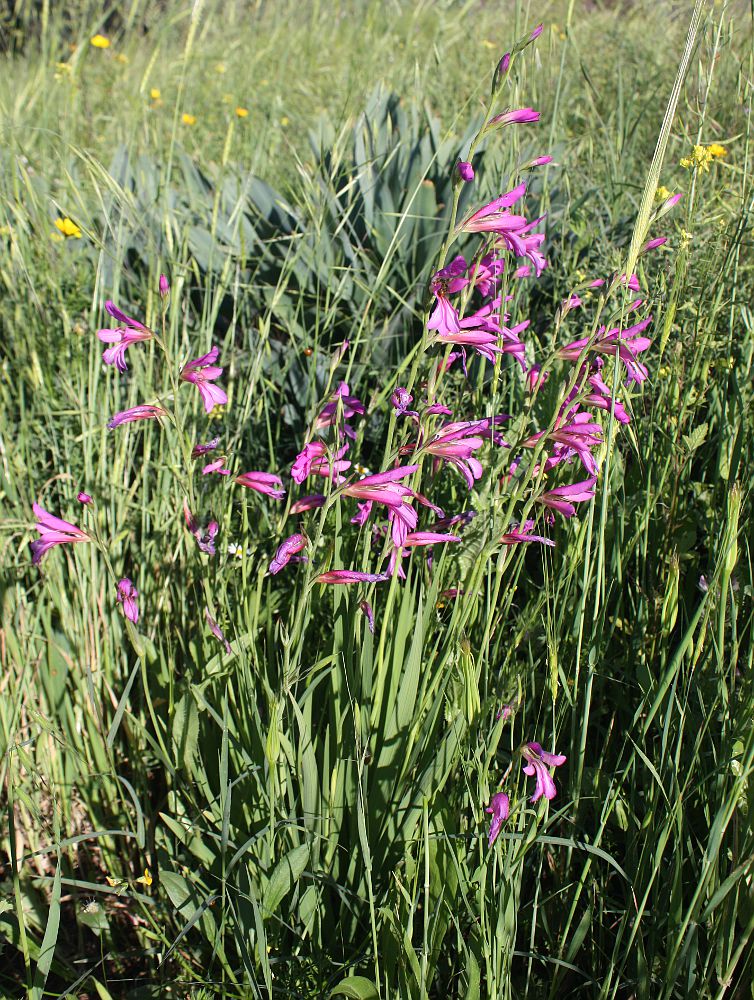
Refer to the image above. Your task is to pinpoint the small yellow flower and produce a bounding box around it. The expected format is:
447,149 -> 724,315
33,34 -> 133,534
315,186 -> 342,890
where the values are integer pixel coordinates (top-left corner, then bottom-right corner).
280,116 -> 290,127
680,144 -> 714,172
90,34 -> 110,49
182,113 -> 196,126
150,87 -> 161,100
680,229 -> 693,250
481,39 -> 496,49
55,217 -> 82,238
235,106 -> 249,118
115,53 -> 129,64
215,62 -> 227,74
656,185 -> 671,202
136,867 -> 153,887
708,142 -> 727,158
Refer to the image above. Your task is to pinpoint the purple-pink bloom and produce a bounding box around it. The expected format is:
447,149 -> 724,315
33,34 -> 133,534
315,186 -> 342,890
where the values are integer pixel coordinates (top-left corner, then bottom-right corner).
315,570 -> 388,585
77,492 -> 93,504
422,423 -> 486,490
107,404 -> 167,430
536,478 -> 597,519
359,599 -> 375,633
159,273 -> 170,297
202,459 -> 232,476
269,533 -> 308,575
115,577 -> 139,623
641,237 -> 667,254
488,108 -> 541,128
500,520 -> 555,547
180,346 -> 228,413
183,501 -> 219,555
457,160 -> 475,182
236,471 -> 286,500
486,792 -> 510,846
291,441 -> 351,483
558,317 -> 652,384
313,382 -> 365,437
529,23 -> 544,40
30,503 -> 89,565
205,607 -> 232,654
392,387 -> 417,417
522,741 -> 567,802
290,493 -> 326,514
342,466 -> 419,536
584,370 -> 630,424
96,300 -> 153,372
192,437 -> 220,458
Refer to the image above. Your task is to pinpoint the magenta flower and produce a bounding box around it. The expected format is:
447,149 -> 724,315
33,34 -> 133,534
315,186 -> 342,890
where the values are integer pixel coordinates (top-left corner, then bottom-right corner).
427,297 -> 504,364
96,300 -> 153,372
500,520 -> 555,547
641,236 -> 667,254
192,437 -> 220,458
522,742 -> 567,802
423,423 -> 486,490
391,387 -> 417,417
342,466 -> 418,535
159,273 -> 170,297
529,23 -> 544,40
291,441 -> 351,483
290,493 -> 326,514
30,503 -> 89,565
558,317 -> 653,383
359,599 -> 375,633
236,471 -> 286,500
205,608 -> 232,654
542,412 -> 603,476
486,792 -> 510,846
457,160 -> 475,181
180,346 -> 228,413
183,501 -> 219,555
313,382 -> 365,438
202,459 -> 232,476
115,578 -> 139,623
77,492 -> 93,505
584,370 -> 630,424
400,531 -> 461,548
526,155 -> 554,167
315,570 -> 388,585
107,405 -> 167,430
461,182 -> 527,233
488,107 -> 541,128
269,533 -> 308,575
536,478 -> 597,519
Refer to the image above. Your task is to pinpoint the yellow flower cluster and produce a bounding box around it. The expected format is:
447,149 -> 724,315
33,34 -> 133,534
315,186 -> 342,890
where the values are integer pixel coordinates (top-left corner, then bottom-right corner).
680,143 -> 727,172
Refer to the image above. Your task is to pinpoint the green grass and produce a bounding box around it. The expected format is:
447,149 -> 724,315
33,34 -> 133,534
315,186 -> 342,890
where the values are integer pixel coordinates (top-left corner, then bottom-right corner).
1,1 -> 753,997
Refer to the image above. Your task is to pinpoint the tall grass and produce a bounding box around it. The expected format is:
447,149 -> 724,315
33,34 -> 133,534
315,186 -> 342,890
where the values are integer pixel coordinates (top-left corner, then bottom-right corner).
1,2 -> 753,998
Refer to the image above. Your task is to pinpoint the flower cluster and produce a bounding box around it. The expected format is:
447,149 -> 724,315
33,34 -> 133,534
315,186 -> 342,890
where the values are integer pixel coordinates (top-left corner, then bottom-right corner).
486,741 -> 568,846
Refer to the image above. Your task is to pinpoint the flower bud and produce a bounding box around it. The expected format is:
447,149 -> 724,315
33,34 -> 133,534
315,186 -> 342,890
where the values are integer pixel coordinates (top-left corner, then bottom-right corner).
159,273 -> 170,297
457,160 -> 474,182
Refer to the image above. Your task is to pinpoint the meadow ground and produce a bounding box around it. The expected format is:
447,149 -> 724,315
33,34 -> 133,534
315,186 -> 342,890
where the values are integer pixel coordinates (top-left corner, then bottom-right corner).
1,1 -> 753,997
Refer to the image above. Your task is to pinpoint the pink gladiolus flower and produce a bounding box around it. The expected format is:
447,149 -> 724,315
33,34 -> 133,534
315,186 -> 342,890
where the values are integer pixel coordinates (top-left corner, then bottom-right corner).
202,459 -> 232,476
359,600 -> 375,633
96,300 -> 153,372
205,608 -> 232,654
514,265 -> 531,279
313,382 -> 365,437
529,23 -> 544,40
77,492 -> 92,504
159,274 -> 170,297
315,570 -> 388,585
461,183 -> 527,234
423,423 -> 486,490
192,437 -> 220,458
290,493 -> 326,514
501,520 -> 555,547
486,792 -> 510,846
536,478 -> 597,518
107,404 -> 167,429
431,256 -> 470,295
641,237 -> 667,254
392,387 -> 417,417
115,577 -> 139,623
546,413 -> 603,476
558,317 -> 652,384
342,465 -> 418,517
269,533 -> 308,575
522,741 -> 567,801
236,471 -> 286,500
488,108 -> 541,128
584,370 -> 630,424
183,501 -> 219,555
527,155 -> 554,167
291,441 -> 351,483
30,503 -> 89,565
180,346 -> 228,413
457,160 -> 474,181
425,403 -> 453,416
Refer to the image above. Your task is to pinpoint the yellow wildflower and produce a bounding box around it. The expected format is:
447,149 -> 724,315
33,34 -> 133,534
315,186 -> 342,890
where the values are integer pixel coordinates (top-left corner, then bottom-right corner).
680,229 -> 693,250
90,34 -> 110,49
481,39 -> 496,49
150,88 -> 161,100
55,217 -> 82,238
680,145 -> 714,172
182,113 -> 196,126
280,116 -> 290,127
115,53 -> 129,64
136,867 -> 153,887
215,62 -> 227,74
656,185 -> 671,202
708,143 -> 727,158
235,106 -> 249,118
